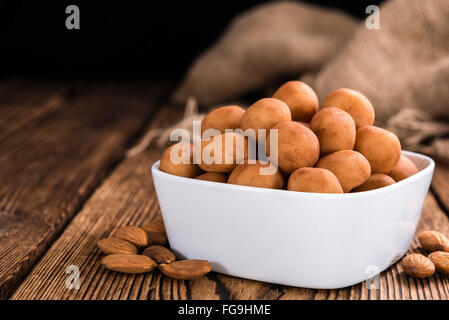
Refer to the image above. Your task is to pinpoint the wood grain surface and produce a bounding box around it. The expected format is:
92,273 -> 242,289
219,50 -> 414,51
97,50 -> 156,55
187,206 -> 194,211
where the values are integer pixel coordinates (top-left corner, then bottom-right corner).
0,79 -> 170,299
432,162 -> 449,215
10,106 -> 449,300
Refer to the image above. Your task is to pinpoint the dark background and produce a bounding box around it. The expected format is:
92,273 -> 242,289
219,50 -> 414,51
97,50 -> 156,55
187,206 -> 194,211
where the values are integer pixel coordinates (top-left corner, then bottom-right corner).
0,0 -> 384,79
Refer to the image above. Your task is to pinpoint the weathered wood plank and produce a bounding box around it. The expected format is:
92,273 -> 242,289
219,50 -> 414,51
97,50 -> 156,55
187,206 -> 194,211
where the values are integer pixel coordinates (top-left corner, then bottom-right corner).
10,106 -> 449,300
0,80 -> 69,142
0,80 -> 170,299
9,107 -> 180,300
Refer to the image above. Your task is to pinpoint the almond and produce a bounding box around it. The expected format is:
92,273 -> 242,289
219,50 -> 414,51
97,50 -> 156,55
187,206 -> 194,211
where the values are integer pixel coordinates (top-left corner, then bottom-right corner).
428,251 -> 449,274
141,222 -> 168,246
147,232 -> 168,246
97,238 -> 138,255
101,254 -> 157,274
142,217 -> 165,234
159,260 -> 212,280
111,226 -> 148,248
153,216 -> 167,234
417,230 -> 449,252
142,245 -> 176,264
401,254 -> 435,278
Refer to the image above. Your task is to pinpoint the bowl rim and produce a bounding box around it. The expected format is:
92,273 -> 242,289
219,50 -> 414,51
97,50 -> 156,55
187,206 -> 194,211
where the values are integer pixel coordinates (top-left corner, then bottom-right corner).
151,150 -> 435,199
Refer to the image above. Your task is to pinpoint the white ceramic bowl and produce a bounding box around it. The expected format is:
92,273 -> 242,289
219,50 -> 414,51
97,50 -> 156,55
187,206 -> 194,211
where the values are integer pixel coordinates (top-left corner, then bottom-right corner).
151,151 -> 434,289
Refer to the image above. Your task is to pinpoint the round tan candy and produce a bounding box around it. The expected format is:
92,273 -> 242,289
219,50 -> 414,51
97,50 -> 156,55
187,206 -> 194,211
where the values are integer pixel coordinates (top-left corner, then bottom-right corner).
310,107 -> 356,156
195,172 -> 227,183
322,88 -> 374,128
287,167 -> 343,194
240,98 -> 291,138
272,81 -> 318,122
389,155 -> 419,182
201,105 -> 245,135
195,132 -> 248,173
269,121 -> 320,174
160,143 -> 202,178
352,173 -> 395,192
316,150 -> 371,193
228,160 -> 283,189
355,126 -> 401,174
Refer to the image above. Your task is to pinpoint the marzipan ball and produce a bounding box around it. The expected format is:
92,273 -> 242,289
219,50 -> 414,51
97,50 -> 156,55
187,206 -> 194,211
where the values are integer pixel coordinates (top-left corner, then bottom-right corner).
240,98 -> 291,138
287,167 -> 343,194
269,121 -> 320,174
322,88 -> 375,128
316,150 -> 371,193
355,126 -> 401,174
195,172 -> 227,183
388,155 -> 419,182
195,132 -> 248,173
352,173 -> 396,192
272,81 -> 318,122
310,107 -> 356,155
228,160 -> 283,189
160,142 -> 202,178
201,105 -> 245,135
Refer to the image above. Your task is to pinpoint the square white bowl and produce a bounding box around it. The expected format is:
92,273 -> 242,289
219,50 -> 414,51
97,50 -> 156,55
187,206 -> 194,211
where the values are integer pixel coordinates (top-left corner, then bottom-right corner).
151,151 -> 434,289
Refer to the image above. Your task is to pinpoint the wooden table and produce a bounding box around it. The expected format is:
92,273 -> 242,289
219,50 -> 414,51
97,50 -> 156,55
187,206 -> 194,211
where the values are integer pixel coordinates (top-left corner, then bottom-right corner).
1,78 -> 448,300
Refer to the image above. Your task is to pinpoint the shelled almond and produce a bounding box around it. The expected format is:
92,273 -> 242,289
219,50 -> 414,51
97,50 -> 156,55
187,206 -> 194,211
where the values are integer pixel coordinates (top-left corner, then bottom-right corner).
142,245 -> 176,264
96,218 -> 212,280
159,260 -> 212,280
401,229 -> 449,279
401,254 -> 435,278
111,226 -> 148,248
97,238 -> 138,255
428,252 -> 449,274
417,230 -> 449,252
141,221 -> 168,246
101,254 -> 157,274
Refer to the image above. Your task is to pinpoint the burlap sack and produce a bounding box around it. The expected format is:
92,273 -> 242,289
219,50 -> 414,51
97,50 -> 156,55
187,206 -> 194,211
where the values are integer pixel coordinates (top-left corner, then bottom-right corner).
164,0 -> 449,161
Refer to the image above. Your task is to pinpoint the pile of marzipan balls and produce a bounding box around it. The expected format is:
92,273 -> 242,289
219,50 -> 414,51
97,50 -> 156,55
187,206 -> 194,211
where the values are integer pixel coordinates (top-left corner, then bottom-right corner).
159,81 -> 419,194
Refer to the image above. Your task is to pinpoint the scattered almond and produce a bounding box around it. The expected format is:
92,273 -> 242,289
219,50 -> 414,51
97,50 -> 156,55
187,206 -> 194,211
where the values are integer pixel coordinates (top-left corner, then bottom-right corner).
428,251 -> 449,274
97,238 -> 138,255
142,218 -> 165,234
401,254 -> 435,278
142,245 -> 176,264
96,220 -> 213,280
141,221 -> 168,246
159,259 -> 212,280
153,216 -> 167,234
147,232 -> 168,246
112,226 -> 148,248
417,230 -> 449,252
101,254 -> 157,274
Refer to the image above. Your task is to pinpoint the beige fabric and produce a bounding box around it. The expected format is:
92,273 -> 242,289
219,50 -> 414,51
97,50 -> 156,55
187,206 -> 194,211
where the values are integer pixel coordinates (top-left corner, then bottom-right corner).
167,0 -> 449,161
